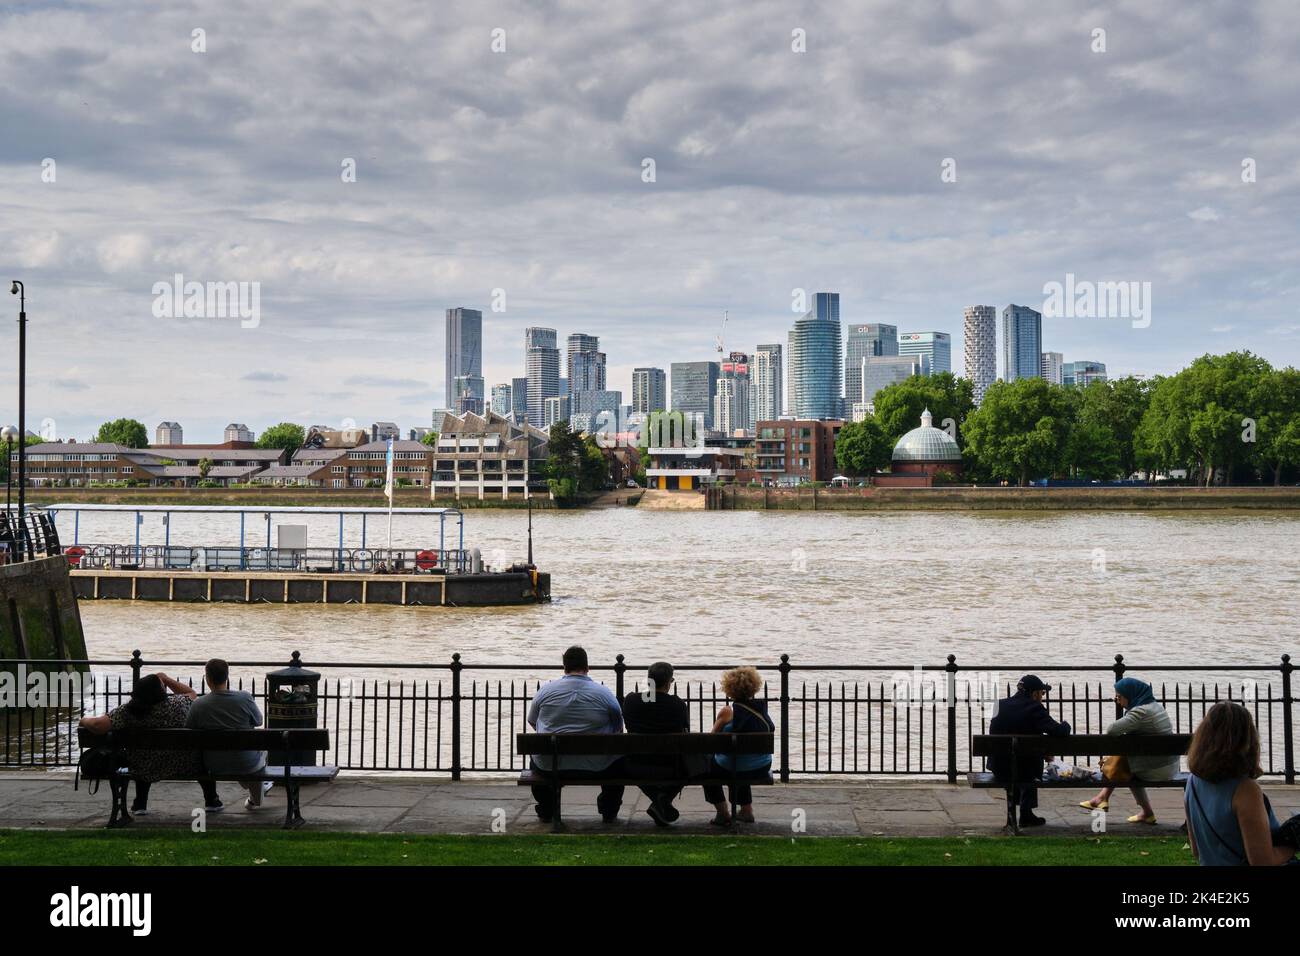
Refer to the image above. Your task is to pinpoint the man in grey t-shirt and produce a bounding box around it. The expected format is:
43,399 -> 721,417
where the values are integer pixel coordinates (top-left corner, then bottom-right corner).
186,659 -> 269,810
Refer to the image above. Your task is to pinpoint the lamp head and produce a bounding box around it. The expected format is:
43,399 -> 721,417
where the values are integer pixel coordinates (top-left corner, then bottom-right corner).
9,282 -> 17,295
1,425 -> 18,442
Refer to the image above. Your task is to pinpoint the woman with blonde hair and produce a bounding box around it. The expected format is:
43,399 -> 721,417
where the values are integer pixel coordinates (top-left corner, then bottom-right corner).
702,666 -> 775,826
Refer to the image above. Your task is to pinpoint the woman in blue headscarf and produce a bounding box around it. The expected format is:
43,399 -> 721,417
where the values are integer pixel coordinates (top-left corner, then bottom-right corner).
1080,677 -> 1180,823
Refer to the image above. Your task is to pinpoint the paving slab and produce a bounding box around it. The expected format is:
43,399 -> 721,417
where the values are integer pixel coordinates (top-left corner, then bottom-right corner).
1,772 -> 1292,839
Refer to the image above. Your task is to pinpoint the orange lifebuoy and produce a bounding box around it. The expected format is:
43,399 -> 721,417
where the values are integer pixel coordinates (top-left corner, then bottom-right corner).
66,545 -> 85,567
415,549 -> 438,571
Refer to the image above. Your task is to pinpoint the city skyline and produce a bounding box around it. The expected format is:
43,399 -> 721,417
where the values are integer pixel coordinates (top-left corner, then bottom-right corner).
5,1 -> 1298,441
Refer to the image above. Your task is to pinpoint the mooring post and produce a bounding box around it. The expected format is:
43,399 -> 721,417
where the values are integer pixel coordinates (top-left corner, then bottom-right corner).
1281,654 -> 1294,785
944,655 -> 961,783
779,654 -> 791,783
450,653 -> 463,781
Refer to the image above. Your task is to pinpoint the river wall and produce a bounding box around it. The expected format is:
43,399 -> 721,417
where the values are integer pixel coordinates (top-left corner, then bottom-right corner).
707,485 -> 1300,511
0,556 -> 90,711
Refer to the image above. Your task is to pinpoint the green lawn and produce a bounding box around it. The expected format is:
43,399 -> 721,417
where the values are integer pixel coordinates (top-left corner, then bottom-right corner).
0,829 -> 1194,866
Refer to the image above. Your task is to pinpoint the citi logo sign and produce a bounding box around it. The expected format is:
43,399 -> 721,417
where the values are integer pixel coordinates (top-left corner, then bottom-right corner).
49,886 -> 152,936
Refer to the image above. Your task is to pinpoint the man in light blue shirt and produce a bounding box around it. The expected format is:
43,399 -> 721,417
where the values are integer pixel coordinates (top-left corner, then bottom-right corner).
526,646 -> 625,823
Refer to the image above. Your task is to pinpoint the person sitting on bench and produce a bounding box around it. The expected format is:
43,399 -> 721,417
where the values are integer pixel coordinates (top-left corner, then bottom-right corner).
621,661 -> 690,827
1079,677 -> 1178,824
526,645 -> 625,824
187,659 -> 271,811
78,673 -> 222,814
702,666 -> 774,827
988,674 -> 1071,829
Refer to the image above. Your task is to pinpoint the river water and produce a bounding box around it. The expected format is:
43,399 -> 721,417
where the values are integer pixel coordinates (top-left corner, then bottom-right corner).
67,508 -> 1300,669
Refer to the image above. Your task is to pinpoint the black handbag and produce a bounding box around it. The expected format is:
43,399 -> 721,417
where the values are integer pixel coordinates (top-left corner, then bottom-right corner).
75,745 -> 126,794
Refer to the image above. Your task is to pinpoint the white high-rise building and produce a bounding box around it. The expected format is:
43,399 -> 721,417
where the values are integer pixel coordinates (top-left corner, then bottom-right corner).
1040,352 -> 1064,385
714,376 -> 752,436
753,344 -> 783,421
155,421 -> 183,445
963,305 -> 997,404
632,367 -> 667,415
490,383 -> 513,416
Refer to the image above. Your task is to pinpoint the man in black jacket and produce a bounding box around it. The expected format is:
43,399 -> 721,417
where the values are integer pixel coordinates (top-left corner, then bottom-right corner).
621,662 -> 690,827
988,675 -> 1071,828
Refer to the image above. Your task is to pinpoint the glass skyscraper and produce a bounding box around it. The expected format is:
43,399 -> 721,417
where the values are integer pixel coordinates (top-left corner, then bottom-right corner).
1063,360 -> 1107,387
898,331 -> 951,375
511,376 -> 528,421
445,307 -> 482,410
845,323 -> 898,405
1002,304 -> 1043,382
525,328 -> 560,428
788,292 -> 843,420
670,361 -> 720,430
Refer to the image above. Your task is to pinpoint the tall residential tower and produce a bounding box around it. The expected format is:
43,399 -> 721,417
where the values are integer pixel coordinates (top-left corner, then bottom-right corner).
963,305 -> 996,404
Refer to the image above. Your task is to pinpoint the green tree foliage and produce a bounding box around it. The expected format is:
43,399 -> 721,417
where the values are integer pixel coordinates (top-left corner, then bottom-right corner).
962,377 -> 1073,485
835,416 -> 892,476
95,418 -> 149,448
872,372 -> 975,448
546,422 -> 608,500
0,434 -> 43,483
420,431 -> 439,447
197,457 -> 213,479
256,422 -> 305,454
1255,367 -> 1300,485
1134,352 -> 1274,485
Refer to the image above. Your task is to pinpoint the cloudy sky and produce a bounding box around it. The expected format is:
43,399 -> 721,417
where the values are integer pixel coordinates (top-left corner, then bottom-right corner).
2,0 -> 1298,442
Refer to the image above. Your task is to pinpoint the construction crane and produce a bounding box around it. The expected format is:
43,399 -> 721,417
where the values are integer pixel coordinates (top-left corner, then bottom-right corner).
715,310 -> 728,356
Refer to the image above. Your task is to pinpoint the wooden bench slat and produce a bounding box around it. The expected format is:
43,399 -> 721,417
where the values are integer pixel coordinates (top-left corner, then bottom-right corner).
79,765 -> 340,783
78,727 -> 330,751
970,733 -> 1192,758
517,771 -> 774,786
516,732 -> 774,756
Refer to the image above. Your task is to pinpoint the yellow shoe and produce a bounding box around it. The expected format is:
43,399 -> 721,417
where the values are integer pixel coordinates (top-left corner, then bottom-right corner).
1127,812 -> 1157,824
1079,800 -> 1108,811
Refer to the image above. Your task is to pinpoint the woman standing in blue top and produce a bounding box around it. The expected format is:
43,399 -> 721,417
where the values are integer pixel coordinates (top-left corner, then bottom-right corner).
702,666 -> 775,827
1184,701 -> 1294,866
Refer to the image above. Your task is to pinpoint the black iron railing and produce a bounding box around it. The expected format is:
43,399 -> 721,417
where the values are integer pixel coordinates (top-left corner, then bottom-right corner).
63,544 -> 469,574
2,652 -> 1294,783
0,509 -> 61,562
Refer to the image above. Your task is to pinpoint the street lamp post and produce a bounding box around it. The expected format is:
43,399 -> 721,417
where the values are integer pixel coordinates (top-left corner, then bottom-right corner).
10,281 -> 25,561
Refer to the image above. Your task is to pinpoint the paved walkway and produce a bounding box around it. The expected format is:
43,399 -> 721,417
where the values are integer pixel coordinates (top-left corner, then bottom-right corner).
4,772 -> 1298,836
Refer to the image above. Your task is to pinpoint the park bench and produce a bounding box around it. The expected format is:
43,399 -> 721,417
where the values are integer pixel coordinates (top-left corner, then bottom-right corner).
970,733 -> 1192,834
517,732 -> 775,828
76,727 -> 338,829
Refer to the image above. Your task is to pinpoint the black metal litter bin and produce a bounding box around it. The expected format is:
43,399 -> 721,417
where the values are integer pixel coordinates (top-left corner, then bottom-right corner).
266,654 -> 321,766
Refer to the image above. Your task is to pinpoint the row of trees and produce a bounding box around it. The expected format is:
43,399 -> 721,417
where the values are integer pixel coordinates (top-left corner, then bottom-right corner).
835,352 -> 1300,486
